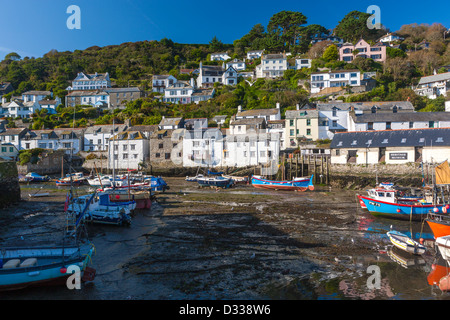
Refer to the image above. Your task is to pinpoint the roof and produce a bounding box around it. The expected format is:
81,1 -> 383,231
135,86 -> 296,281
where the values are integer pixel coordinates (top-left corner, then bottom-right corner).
0,128 -> 28,136
311,69 -> 360,75
66,90 -> 109,97
236,108 -> 279,117
152,75 -> 175,80
418,72 -> 450,85
316,101 -> 414,112
22,90 -> 51,96
285,109 -> 319,119
352,112 -> 450,123
230,117 -> 266,126
38,99 -> 59,105
159,117 -> 183,127
263,54 -> 286,60
105,87 -> 141,93
74,72 -> 109,81
330,128 -> 450,149
84,124 -> 128,134
127,125 -> 158,133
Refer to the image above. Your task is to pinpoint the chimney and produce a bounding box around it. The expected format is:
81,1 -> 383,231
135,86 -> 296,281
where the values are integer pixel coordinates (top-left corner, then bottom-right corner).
276,102 -> 280,109
238,105 -> 242,113
190,78 -> 195,88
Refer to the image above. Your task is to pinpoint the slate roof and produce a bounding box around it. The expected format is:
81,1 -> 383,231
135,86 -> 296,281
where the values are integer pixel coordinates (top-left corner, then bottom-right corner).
84,124 -> 128,134
236,108 -> 279,117
352,112 -> 450,123
316,101 -> 414,112
330,128 -> 450,149
285,109 -> 319,119
418,72 -> 450,85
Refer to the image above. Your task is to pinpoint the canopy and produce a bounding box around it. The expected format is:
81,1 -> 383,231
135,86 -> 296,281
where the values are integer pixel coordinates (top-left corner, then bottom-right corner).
435,160 -> 450,185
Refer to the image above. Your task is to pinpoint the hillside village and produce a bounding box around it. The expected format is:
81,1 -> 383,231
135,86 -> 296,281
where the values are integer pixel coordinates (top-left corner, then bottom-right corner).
0,10 -> 450,173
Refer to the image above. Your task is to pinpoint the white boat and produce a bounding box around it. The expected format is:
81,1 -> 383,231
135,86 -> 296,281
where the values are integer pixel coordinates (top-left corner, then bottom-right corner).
87,175 -> 125,188
436,235 -> 450,261
67,192 -> 135,226
186,174 -> 203,182
387,230 -> 426,255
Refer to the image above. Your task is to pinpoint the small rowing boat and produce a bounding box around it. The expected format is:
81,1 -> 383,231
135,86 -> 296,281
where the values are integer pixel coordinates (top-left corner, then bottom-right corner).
387,230 -> 426,255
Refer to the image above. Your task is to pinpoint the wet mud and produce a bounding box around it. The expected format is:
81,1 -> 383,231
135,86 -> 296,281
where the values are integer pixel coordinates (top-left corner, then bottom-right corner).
0,177 -> 449,300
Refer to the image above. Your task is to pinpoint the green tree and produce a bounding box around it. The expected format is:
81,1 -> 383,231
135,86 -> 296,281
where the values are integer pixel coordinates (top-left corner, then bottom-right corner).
322,44 -> 339,61
334,10 -> 385,43
267,11 -> 308,49
209,36 -> 224,51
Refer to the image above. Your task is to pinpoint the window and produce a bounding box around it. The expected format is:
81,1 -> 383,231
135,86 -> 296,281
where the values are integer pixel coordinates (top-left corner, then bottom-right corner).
123,145 -> 127,151
165,153 -> 170,159
250,151 -> 256,157
290,129 -> 294,136
155,153 -> 160,158
290,120 -> 294,126
159,143 -> 164,149
368,122 -> 373,130
386,122 -> 391,130
429,121 -> 435,128
306,119 -> 311,126
306,129 -> 311,135
336,149 -> 340,156
409,122 -> 414,129
1,147 -> 5,152
123,154 -> 128,159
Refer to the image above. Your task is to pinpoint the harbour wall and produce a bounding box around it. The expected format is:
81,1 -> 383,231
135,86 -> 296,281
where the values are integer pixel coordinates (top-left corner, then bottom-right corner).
0,161 -> 21,208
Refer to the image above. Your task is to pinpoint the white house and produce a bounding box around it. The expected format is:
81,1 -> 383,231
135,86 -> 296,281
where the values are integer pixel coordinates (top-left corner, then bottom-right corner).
152,75 -> 177,93
38,98 -> 62,115
246,50 -> 264,60
446,100 -> 450,112
414,72 -> 450,99
223,118 -> 280,169
256,53 -> 289,79
66,72 -> 111,91
163,80 -> 195,104
0,128 -> 28,150
377,33 -> 404,43
226,59 -> 246,71
83,124 -> 128,151
52,128 -> 84,155
196,63 -> 238,88
65,90 -> 110,108
20,128 -> 84,154
295,58 -> 311,70
108,131 -> 149,170
22,91 -> 52,103
348,112 -> 450,132
235,104 -> 281,122
210,52 -> 231,61
0,99 -> 39,118
310,70 -> 361,94
0,143 -> 19,161
182,128 -> 223,168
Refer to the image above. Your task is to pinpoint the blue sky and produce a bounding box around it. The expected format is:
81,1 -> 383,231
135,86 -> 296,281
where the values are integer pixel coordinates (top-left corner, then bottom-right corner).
0,0 -> 448,60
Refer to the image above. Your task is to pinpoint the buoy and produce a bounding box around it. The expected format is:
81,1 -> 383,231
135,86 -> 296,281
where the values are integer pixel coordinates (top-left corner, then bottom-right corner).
433,207 -> 439,213
444,207 -> 448,214
60,267 -> 67,274
419,238 -> 424,244
397,209 -> 401,213
115,195 -> 120,199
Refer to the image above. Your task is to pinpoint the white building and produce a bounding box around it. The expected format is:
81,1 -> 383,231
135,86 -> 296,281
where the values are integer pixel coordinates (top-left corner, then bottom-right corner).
295,58 -> 311,70
246,50 -> 264,60
83,124 -> 128,151
108,131 -> 149,170
256,53 -> 289,79
22,91 -> 52,103
20,128 -> 84,154
0,99 -> 39,118
182,128 -> 223,168
65,90 -> 109,108
226,59 -> 246,71
310,70 -> 361,94
196,63 -> 238,88
414,72 -> 450,99
348,112 -> 450,132
235,104 -> 281,122
0,128 -> 28,150
377,33 -> 404,43
163,80 -> 195,104
38,98 -> 62,115
210,52 -> 231,61
152,75 -> 177,93
66,72 -> 111,91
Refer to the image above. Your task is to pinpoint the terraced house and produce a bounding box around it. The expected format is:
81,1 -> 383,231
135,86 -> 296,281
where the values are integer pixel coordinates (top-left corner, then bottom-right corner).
108,131 -> 149,170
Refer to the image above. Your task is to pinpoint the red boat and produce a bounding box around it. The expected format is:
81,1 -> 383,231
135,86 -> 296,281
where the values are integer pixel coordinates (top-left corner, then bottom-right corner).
426,209 -> 450,239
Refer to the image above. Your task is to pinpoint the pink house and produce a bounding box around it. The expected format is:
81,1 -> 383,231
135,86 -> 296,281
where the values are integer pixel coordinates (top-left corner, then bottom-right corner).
339,39 -> 387,63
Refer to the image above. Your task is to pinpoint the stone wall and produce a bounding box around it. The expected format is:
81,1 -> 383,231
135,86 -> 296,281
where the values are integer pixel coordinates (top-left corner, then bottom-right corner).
0,161 -> 21,208
17,149 -> 66,175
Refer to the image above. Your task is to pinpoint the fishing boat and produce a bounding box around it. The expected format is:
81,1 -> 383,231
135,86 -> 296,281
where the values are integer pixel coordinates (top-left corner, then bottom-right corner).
251,175 -> 314,192
186,174 -> 203,182
425,210 -> 450,239
24,172 -> 50,182
387,230 -> 426,255
102,187 -> 152,210
67,192 -> 134,226
0,244 -> 95,291
436,235 -> 450,261
197,176 -> 233,189
357,182 -> 423,209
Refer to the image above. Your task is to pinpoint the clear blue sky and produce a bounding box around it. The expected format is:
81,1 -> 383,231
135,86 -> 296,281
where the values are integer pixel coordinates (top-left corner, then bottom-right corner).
0,0 -> 448,60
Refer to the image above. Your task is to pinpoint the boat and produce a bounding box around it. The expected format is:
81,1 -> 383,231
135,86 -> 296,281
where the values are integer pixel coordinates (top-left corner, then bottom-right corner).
387,230 -> 426,255
186,174 -> 203,182
222,174 -> 249,184
0,244 -> 95,291
387,246 -> 426,268
425,210 -> 450,239
67,192 -> 134,226
251,175 -> 314,192
102,187 -> 152,210
147,176 -> 169,192
197,176 -> 233,189
56,178 -> 83,186
436,235 -> 450,261
28,192 -> 50,198
87,175 -> 125,188
357,182 -> 423,209
24,172 -> 50,182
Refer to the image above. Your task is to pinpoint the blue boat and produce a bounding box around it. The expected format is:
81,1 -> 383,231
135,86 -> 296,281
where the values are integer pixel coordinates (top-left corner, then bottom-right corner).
359,195 -> 445,221
25,172 -> 50,182
197,176 -> 233,189
149,176 -> 169,192
251,175 -> 314,191
0,244 -> 95,291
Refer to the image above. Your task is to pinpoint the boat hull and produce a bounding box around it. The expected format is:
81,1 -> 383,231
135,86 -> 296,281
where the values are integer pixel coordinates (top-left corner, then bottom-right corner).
426,217 -> 450,239
436,236 -> 450,261
0,245 -> 95,291
387,231 -> 426,255
359,195 -> 443,220
251,175 -> 314,191
197,177 -> 232,188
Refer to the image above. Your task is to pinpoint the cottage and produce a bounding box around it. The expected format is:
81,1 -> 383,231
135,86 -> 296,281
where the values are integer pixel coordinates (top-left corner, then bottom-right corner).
0,128 -> 28,149
255,53 -> 289,79
196,63 -> 238,88
67,72 -> 111,91
310,70 -> 361,94
65,90 -> 109,108
108,131 -> 149,170
38,98 -> 62,115
0,99 -> 39,118
235,104 -> 281,122
149,117 -> 185,166
210,52 -> 231,61
414,72 -> 450,99
83,124 -> 128,151
182,128 -> 223,168
0,143 -> 19,161
152,75 -> 177,93
246,50 -> 264,60
106,87 -> 142,109
330,128 -> 450,165
284,109 -> 327,148
226,59 -> 246,71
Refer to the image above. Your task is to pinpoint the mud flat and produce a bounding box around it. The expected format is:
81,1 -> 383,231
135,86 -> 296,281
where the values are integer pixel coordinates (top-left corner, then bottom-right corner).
0,178 -> 441,300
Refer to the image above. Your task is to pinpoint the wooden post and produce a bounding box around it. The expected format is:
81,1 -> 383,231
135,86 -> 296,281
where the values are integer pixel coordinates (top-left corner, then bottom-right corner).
296,153 -> 299,178
289,154 -> 292,180
301,155 -> 304,177
326,157 -> 330,185
321,156 -> 324,184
